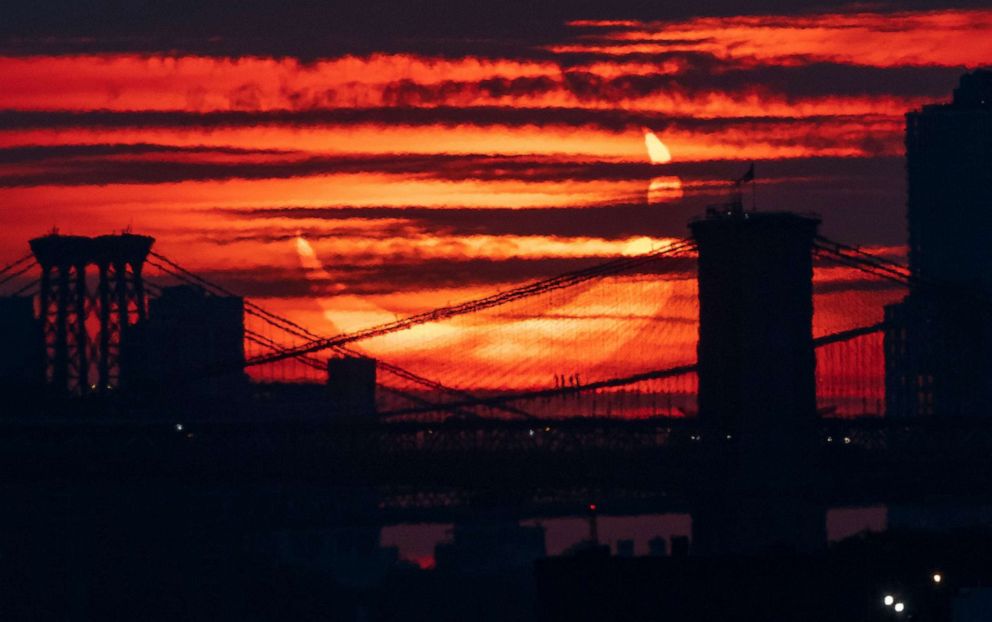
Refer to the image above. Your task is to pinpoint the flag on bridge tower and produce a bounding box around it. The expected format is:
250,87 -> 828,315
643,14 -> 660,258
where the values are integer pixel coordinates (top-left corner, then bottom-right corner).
737,162 -> 755,186
733,162 -> 756,212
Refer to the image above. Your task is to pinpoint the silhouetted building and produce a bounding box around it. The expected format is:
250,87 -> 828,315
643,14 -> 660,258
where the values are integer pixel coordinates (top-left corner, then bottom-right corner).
434,520 -> 545,575
616,539 -> 634,558
886,70 -> 992,417
29,232 -> 153,396
0,296 -> 43,398
251,487 -> 399,588
327,356 -> 377,417
907,69 -> 992,288
142,284 -> 248,404
954,588 -> 992,622
536,530 -> 992,622
647,536 -> 667,557
689,207 -> 824,554
670,535 -> 689,558
885,296 -> 992,417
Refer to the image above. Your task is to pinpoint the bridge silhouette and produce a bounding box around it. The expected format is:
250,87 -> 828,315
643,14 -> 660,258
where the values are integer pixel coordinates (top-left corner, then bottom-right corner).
3,204 -> 992,553
2,223 -> 896,419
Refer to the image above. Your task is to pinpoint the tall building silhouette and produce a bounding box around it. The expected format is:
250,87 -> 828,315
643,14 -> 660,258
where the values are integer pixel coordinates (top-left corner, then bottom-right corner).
0,297 -> 43,398
326,356 -> 378,417
139,284 -> 248,404
886,70 -> 992,417
907,69 -> 992,287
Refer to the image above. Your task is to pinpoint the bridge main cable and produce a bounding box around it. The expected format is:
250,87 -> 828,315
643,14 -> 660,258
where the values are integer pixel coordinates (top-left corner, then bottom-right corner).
238,238 -> 698,367
378,322 -> 888,417
814,236 -> 992,311
240,326 -> 483,418
379,363 -> 700,417
0,252 -> 34,277
0,258 -> 37,289
813,237 -> 913,287
144,253 -> 538,418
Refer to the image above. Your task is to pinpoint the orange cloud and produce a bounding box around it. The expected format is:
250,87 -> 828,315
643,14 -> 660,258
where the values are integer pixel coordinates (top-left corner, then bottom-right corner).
563,9 -> 992,67
0,7 -> 938,402
0,116 -> 903,164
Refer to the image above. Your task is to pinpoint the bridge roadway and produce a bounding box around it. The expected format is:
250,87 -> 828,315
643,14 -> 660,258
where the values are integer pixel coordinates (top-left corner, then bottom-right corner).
3,415 -> 992,525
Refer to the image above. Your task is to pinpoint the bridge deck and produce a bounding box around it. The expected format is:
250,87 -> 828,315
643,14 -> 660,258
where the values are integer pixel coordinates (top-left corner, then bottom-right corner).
3,416 -> 992,523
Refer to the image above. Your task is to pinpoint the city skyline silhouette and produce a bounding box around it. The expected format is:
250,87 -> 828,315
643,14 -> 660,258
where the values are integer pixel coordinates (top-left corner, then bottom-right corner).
1,3 -> 992,621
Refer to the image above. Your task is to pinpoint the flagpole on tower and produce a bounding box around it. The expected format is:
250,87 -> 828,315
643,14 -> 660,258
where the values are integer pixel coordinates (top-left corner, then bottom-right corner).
738,162 -> 755,209
730,162 -> 755,216
751,162 -> 756,211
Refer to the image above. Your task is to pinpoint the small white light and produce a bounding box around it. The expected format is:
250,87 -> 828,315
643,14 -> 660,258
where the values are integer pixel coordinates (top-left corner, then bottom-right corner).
883,595 -> 894,606
827,436 -> 833,443
843,436 -> 851,444
174,423 -> 184,432
528,429 -> 535,437
933,573 -> 942,584
894,602 -> 905,613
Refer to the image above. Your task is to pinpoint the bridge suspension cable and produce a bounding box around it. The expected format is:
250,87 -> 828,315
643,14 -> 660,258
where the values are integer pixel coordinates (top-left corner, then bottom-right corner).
0,258 -> 37,289
239,237 -> 698,367
813,322 -> 886,346
379,362 -> 700,417
815,236 -> 992,311
813,237 -> 913,287
0,252 -> 34,277
378,320 -> 887,418
144,254 -> 536,418
7,278 -> 40,298
241,326 -> 483,417
145,277 -> 481,416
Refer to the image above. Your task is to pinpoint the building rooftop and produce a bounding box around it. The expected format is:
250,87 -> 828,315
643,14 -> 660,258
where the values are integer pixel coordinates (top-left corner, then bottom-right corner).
916,69 -> 992,114
690,207 -> 821,228
953,69 -> 992,108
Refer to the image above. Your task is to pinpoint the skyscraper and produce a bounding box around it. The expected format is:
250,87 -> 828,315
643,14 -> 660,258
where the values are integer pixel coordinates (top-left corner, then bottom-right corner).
0,296 -> 43,402
139,284 -> 249,406
885,70 -> 992,417
906,69 -> 992,288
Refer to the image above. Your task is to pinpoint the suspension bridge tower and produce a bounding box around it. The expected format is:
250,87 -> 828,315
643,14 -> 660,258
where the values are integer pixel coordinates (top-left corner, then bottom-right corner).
689,203 -> 823,555
29,232 -> 154,397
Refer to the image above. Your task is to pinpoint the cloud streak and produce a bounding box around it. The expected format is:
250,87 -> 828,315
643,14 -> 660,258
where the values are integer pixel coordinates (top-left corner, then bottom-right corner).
0,5 -> 966,391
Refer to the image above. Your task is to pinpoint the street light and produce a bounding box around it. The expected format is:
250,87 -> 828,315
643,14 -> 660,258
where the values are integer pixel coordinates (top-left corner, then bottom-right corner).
883,595 -> 894,606
894,602 -> 905,613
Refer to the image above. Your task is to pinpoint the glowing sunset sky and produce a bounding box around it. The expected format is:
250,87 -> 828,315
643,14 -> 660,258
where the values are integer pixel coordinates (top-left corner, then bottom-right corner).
1,1 -> 988,405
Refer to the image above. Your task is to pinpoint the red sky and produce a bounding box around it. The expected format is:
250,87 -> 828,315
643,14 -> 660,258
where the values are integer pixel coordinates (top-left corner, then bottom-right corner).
1,5 -> 987,412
